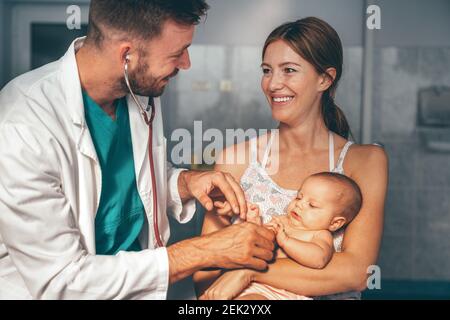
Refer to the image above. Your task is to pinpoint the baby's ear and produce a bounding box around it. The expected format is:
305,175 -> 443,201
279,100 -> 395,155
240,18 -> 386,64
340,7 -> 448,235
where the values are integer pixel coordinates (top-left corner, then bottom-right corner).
329,216 -> 346,232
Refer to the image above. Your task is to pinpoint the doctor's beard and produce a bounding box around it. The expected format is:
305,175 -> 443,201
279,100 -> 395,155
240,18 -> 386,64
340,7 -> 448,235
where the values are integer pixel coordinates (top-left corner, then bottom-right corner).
122,59 -> 179,98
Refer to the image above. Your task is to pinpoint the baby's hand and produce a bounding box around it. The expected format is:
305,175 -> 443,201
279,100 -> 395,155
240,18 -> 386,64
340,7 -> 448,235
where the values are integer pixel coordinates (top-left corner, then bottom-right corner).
213,200 -> 235,217
246,203 -> 262,226
214,201 -> 262,225
265,216 -> 289,245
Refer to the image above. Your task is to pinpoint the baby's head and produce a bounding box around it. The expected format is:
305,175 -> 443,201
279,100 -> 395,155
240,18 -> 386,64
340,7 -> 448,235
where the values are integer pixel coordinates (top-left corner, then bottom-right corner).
286,172 -> 362,232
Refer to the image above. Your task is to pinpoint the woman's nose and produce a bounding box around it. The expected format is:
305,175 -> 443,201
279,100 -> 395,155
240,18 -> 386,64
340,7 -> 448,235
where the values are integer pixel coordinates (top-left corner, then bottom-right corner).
268,71 -> 284,91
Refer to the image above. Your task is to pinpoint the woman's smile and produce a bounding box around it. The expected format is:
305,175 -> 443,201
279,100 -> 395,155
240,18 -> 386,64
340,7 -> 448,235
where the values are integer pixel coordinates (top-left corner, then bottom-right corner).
270,94 -> 295,108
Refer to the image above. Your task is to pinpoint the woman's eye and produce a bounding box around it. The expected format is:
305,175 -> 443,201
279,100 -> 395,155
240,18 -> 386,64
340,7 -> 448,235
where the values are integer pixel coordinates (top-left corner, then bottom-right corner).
262,68 -> 271,74
284,68 -> 296,73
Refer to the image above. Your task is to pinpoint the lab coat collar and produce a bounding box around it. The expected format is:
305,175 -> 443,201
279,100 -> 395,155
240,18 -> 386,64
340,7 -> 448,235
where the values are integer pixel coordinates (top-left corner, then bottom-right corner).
60,37 -> 86,127
58,37 -> 99,164
58,37 -> 155,166
58,37 -> 165,196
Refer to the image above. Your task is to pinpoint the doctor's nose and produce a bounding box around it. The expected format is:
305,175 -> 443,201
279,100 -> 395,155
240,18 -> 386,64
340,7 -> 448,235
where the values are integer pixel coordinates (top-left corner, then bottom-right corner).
178,50 -> 191,70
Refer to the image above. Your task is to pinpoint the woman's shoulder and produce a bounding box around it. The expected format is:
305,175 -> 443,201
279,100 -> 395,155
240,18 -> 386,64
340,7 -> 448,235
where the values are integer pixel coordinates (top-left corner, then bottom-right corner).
214,132 -> 272,181
348,143 -> 388,163
345,142 -> 389,176
213,139 -> 252,181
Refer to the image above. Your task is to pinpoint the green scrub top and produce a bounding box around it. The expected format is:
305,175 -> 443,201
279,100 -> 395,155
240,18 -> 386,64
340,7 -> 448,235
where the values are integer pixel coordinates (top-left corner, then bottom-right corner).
83,91 -> 145,255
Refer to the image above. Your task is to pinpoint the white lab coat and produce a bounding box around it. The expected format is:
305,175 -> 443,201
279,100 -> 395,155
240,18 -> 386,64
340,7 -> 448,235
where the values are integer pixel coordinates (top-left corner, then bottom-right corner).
0,38 -> 196,299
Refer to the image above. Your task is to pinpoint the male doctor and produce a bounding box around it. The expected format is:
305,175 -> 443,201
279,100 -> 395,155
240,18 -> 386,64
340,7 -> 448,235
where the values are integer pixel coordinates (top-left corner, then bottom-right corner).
0,0 -> 275,299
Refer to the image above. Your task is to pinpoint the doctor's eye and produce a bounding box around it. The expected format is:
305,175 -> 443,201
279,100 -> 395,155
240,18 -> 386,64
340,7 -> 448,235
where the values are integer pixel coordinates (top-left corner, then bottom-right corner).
262,68 -> 272,75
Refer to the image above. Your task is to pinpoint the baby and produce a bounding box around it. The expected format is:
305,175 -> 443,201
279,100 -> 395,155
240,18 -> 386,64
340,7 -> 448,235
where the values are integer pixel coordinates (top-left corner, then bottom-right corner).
235,172 -> 363,300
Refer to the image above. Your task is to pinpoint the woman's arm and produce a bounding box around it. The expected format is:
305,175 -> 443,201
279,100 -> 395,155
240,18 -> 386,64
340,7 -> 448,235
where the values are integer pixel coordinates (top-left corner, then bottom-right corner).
192,211 -> 230,295
193,143 -> 250,296
251,146 -> 388,296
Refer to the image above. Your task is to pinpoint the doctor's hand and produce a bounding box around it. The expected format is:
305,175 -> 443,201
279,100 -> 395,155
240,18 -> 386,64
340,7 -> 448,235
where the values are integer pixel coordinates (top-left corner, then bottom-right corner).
167,216 -> 275,284
179,170 -> 248,220
201,222 -> 275,270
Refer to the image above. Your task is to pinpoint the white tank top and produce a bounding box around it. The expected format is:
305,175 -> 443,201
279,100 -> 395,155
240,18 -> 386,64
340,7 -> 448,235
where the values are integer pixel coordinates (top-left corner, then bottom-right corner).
239,131 -> 360,299
240,131 -> 353,250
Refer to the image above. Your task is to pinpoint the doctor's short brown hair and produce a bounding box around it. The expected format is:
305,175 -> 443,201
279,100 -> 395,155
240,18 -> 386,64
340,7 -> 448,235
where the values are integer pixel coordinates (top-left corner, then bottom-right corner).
86,0 -> 209,47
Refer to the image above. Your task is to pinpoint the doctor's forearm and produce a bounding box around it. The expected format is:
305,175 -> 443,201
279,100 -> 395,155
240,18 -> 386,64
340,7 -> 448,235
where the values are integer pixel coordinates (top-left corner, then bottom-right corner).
167,236 -> 217,284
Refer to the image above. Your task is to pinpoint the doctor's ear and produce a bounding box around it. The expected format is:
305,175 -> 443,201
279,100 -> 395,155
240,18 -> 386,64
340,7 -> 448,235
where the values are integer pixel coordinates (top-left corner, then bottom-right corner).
119,44 -> 132,65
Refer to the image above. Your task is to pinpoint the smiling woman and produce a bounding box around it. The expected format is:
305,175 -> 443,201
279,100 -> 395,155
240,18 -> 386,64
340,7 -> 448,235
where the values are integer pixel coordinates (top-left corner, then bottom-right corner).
194,17 -> 388,300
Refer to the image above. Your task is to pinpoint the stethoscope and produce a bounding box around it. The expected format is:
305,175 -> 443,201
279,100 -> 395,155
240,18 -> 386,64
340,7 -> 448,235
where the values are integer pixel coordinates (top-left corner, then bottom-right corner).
123,53 -> 164,248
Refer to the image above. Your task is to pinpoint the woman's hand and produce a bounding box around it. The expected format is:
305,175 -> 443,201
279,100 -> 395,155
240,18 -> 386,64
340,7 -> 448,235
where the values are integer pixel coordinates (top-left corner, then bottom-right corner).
199,269 -> 255,300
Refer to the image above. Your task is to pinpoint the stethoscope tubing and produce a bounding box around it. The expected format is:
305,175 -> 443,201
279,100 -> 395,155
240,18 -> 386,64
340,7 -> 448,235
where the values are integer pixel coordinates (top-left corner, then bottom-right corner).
124,60 -> 164,248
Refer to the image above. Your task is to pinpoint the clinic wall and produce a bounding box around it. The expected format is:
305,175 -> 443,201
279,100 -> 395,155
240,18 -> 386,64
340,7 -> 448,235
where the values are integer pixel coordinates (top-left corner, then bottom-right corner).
1,1 -> 14,88
373,0 -> 450,281
377,0 -> 450,47
194,0 -> 365,46
374,47 -> 450,282
372,1 -> 450,282
0,1 -> 5,88
0,0 -> 90,88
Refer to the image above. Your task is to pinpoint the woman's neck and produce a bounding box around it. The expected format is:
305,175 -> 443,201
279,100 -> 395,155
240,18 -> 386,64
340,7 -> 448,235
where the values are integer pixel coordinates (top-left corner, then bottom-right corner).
278,117 -> 330,153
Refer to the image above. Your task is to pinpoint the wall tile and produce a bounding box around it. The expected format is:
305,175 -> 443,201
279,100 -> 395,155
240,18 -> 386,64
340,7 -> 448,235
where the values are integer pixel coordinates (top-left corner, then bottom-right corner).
414,188 -> 450,236
337,47 -> 363,140
416,148 -> 450,189
383,138 -> 418,187
377,235 -> 413,280
383,187 -> 415,237
418,48 -> 450,85
379,48 -> 420,135
412,232 -> 450,280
